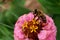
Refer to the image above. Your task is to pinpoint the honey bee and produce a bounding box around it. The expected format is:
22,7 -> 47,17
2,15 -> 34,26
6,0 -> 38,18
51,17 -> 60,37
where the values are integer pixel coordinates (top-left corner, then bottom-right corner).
33,9 -> 46,23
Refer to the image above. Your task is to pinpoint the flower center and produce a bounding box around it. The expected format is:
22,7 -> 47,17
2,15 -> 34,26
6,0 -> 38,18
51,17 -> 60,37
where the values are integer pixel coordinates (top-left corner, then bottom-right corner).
22,19 -> 39,33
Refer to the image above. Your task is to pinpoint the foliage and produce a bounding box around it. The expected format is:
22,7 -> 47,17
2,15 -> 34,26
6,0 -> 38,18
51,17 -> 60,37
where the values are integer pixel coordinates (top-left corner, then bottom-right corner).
38,0 -> 60,14
0,0 -> 30,40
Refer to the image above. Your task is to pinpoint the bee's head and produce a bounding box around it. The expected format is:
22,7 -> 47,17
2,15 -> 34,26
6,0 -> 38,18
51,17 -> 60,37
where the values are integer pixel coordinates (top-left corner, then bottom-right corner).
33,9 -> 47,23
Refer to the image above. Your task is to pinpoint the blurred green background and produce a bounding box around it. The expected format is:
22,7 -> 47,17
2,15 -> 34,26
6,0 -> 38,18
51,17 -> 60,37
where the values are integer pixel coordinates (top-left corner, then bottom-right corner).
0,0 -> 60,40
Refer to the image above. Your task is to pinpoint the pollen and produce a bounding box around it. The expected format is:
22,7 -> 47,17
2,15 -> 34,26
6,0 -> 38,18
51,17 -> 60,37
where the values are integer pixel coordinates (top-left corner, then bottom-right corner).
30,25 -> 38,33
22,19 -> 39,33
22,21 -> 28,29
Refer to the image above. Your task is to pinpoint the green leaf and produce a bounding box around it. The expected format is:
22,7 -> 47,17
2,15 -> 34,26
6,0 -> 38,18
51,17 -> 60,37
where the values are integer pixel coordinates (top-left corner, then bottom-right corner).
12,0 -> 25,6
38,0 -> 60,14
11,5 -> 30,16
0,23 -> 13,40
53,14 -> 60,40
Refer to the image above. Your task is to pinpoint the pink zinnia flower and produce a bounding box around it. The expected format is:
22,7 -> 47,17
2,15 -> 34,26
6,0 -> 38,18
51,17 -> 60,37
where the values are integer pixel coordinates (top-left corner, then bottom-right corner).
14,10 -> 57,40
